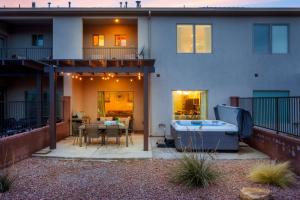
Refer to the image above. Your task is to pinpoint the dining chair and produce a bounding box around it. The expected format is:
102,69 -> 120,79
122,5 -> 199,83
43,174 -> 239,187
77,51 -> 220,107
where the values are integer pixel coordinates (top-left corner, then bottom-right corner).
105,125 -> 121,145
85,124 -> 100,148
72,121 -> 81,145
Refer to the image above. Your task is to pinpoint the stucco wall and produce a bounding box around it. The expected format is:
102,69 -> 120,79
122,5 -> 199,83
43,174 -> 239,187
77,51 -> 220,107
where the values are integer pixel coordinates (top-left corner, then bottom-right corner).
83,23 -> 137,48
7,24 -> 52,48
72,77 -> 144,130
53,17 -> 83,59
149,16 -> 300,136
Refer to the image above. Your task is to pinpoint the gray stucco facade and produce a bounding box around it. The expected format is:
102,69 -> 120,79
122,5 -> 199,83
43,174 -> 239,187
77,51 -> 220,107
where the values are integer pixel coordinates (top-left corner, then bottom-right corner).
0,8 -> 299,136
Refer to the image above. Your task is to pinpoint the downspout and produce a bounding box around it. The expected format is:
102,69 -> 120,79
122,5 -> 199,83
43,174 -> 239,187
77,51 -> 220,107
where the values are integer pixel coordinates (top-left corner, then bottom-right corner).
148,10 -> 151,59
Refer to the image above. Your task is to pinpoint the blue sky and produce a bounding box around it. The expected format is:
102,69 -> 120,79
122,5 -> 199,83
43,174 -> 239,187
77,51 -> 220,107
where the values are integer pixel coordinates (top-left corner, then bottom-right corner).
4,0 -> 300,8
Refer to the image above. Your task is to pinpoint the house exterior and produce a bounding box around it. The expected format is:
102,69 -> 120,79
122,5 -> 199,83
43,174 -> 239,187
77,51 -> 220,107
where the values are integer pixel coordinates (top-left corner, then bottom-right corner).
0,7 -> 300,151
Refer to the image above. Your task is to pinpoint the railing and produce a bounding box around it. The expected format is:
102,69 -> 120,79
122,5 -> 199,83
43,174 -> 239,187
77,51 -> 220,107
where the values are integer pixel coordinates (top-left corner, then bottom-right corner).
239,97 -> 300,137
83,47 -> 138,60
0,100 -> 63,138
0,48 -> 53,60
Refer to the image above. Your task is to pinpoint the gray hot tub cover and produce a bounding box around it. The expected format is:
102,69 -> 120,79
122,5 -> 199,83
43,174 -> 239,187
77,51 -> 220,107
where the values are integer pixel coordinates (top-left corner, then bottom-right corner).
214,105 -> 253,139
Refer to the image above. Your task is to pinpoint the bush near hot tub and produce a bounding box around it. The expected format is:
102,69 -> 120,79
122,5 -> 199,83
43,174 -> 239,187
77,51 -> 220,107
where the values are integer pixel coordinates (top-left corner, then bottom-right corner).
170,154 -> 220,187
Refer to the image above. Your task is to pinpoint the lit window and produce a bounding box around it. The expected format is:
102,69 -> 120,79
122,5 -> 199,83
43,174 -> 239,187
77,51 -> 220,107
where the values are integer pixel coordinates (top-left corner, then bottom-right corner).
93,34 -> 105,47
195,25 -> 212,53
177,25 -> 194,53
32,34 -> 44,47
115,35 -> 127,47
253,24 -> 288,54
272,25 -> 288,54
172,90 -> 208,120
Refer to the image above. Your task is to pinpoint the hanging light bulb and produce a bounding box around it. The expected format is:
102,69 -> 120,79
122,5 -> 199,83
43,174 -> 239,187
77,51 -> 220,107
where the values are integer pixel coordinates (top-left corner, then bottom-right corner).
66,73 -> 71,76
72,75 -> 75,79
116,79 -> 119,83
79,77 -> 82,81
130,78 -> 133,82
90,77 -> 93,81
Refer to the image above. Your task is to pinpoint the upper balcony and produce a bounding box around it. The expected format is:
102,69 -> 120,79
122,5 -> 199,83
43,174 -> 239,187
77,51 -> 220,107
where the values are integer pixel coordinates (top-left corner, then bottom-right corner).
82,18 -> 139,60
0,19 -> 53,60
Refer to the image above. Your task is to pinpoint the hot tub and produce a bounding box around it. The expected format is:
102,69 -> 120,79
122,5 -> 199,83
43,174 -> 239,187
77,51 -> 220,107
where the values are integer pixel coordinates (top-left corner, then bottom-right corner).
171,105 -> 243,151
171,120 -> 239,151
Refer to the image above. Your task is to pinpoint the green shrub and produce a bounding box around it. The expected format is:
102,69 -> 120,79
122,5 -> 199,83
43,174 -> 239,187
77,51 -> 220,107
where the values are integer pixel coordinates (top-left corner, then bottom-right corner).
248,161 -> 295,188
0,171 -> 14,193
170,154 -> 220,187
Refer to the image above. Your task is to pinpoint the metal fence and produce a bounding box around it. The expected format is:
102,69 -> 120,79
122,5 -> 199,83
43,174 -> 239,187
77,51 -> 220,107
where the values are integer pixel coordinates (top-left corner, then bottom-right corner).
83,47 -> 137,60
0,48 -> 53,60
0,100 -> 63,138
239,97 -> 300,137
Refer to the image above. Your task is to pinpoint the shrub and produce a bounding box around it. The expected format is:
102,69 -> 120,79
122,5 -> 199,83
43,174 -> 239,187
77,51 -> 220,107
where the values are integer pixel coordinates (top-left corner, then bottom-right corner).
170,154 -> 220,187
248,161 -> 296,188
0,171 -> 14,193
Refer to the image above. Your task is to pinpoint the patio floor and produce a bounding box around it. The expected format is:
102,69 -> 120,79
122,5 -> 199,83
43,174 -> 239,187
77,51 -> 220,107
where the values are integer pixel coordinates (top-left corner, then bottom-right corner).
33,133 -> 269,160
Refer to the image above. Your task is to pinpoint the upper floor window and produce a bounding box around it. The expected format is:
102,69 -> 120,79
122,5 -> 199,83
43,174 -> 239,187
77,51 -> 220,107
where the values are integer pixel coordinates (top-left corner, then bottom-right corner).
115,35 -> 127,47
195,25 -> 212,53
253,24 -> 289,54
177,24 -> 212,54
32,34 -> 44,47
93,34 -> 105,47
177,25 -> 194,53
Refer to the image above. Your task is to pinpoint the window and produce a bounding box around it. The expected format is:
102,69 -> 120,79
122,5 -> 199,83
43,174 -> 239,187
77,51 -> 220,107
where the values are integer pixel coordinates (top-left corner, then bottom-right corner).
32,34 -> 44,47
177,25 -> 194,53
272,25 -> 288,54
253,24 -> 270,54
115,35 -> 127,47
93,34 -> 105,47
172,90 -> 208,120
253,24 -> 289,54
195,25 -> 212,53
97,91 -> 133,118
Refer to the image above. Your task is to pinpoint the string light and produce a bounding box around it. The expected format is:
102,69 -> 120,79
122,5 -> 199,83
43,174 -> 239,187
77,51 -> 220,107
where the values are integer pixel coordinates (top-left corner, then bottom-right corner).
90,77 -> 93,81
116,79 -> 119,83
130,78 -> 133,82
72,75 -> 75,79
138,73 -> 141,80
79,77 -> 82,81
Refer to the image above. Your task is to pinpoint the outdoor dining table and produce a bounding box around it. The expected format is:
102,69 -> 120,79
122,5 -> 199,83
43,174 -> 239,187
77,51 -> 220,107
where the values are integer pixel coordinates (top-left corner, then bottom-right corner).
78,123 -> 129,147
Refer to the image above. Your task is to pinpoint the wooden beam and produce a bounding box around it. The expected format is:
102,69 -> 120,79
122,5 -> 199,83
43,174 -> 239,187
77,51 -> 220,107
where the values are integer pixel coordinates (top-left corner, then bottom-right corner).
45,66 -> 155,73
143,67 -> 149,151
49,65 -> 57,149
36,72 -> 42,127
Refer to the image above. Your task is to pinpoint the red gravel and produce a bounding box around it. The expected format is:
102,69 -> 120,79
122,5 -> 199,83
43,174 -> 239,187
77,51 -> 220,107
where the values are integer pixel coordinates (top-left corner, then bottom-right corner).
1,158 -> 300,200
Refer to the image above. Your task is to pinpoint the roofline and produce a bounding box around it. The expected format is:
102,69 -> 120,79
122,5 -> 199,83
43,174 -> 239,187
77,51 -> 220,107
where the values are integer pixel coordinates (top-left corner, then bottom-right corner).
0,7 -> 300,17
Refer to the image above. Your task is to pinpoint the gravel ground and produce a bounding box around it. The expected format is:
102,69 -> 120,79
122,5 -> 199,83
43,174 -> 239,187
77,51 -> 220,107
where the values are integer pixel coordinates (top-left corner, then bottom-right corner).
1,158 -> 300,200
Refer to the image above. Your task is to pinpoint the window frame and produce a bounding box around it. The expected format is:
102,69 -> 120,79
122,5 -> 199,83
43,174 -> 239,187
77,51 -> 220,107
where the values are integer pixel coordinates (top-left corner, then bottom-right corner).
253,23 -> 289,55
195,24 -> 213,54
92,34 -> 105,47
115,34 -> 127,47
176,24 -> 195,54
32,34 -> 44,47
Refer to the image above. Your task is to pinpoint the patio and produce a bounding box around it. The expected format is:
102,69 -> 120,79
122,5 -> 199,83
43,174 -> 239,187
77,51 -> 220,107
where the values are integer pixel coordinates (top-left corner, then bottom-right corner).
33,134 -> 268,160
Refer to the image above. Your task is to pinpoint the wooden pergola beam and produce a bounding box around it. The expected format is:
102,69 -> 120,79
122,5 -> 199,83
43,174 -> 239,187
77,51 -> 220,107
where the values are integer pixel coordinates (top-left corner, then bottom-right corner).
44,66 -> 155,73
49,65 -> 57,150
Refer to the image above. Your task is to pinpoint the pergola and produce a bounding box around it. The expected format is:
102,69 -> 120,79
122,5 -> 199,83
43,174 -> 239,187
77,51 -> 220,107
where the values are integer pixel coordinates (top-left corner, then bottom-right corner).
44,59 -> 155,151
1,59 -> 155,151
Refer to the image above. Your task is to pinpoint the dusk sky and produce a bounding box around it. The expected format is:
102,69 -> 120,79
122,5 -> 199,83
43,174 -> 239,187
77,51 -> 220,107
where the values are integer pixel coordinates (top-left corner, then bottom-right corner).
2,0 -> 300,8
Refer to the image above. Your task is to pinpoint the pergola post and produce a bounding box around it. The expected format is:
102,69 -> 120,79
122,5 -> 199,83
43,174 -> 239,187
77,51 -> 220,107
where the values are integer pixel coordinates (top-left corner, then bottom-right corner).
143,67 -> 149,151
35,72 -> 42,127
49,65 -> 57,149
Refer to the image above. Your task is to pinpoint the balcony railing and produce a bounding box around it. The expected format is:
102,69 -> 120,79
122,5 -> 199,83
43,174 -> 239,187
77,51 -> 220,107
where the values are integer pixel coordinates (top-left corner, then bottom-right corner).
0,48 -> 53,60
239,97 -> 300,138
0,100 -> 63,138
83,47 -> 138,60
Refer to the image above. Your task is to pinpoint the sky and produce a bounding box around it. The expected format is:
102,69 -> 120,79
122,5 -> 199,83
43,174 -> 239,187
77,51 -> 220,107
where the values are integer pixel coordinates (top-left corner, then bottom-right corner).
1,0 -> 300,8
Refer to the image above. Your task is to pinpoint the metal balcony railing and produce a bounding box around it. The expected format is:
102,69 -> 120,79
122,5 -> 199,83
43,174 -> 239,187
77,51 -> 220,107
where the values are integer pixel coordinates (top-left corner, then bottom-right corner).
83,47 -> 138,60
0,48 -> 53,60
239,97 -> 300,137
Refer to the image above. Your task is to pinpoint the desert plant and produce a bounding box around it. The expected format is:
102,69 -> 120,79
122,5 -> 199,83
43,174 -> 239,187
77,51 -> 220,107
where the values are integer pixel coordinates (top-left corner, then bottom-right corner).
248,161 -> 296,188
170,154 -> 220,187
0,171 -> 14,193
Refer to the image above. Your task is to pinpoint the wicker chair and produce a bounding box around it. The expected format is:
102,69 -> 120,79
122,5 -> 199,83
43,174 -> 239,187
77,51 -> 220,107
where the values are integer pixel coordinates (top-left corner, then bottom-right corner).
105,125 -> 121,145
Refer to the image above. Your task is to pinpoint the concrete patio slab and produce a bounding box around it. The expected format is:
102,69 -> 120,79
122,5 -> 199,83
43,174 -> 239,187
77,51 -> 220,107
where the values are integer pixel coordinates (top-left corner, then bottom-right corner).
33,135 -> 269,160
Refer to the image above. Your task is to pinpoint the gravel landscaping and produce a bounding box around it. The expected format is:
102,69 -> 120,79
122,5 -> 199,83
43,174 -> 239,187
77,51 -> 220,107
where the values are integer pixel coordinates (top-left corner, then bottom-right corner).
1,158 -> 300,200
